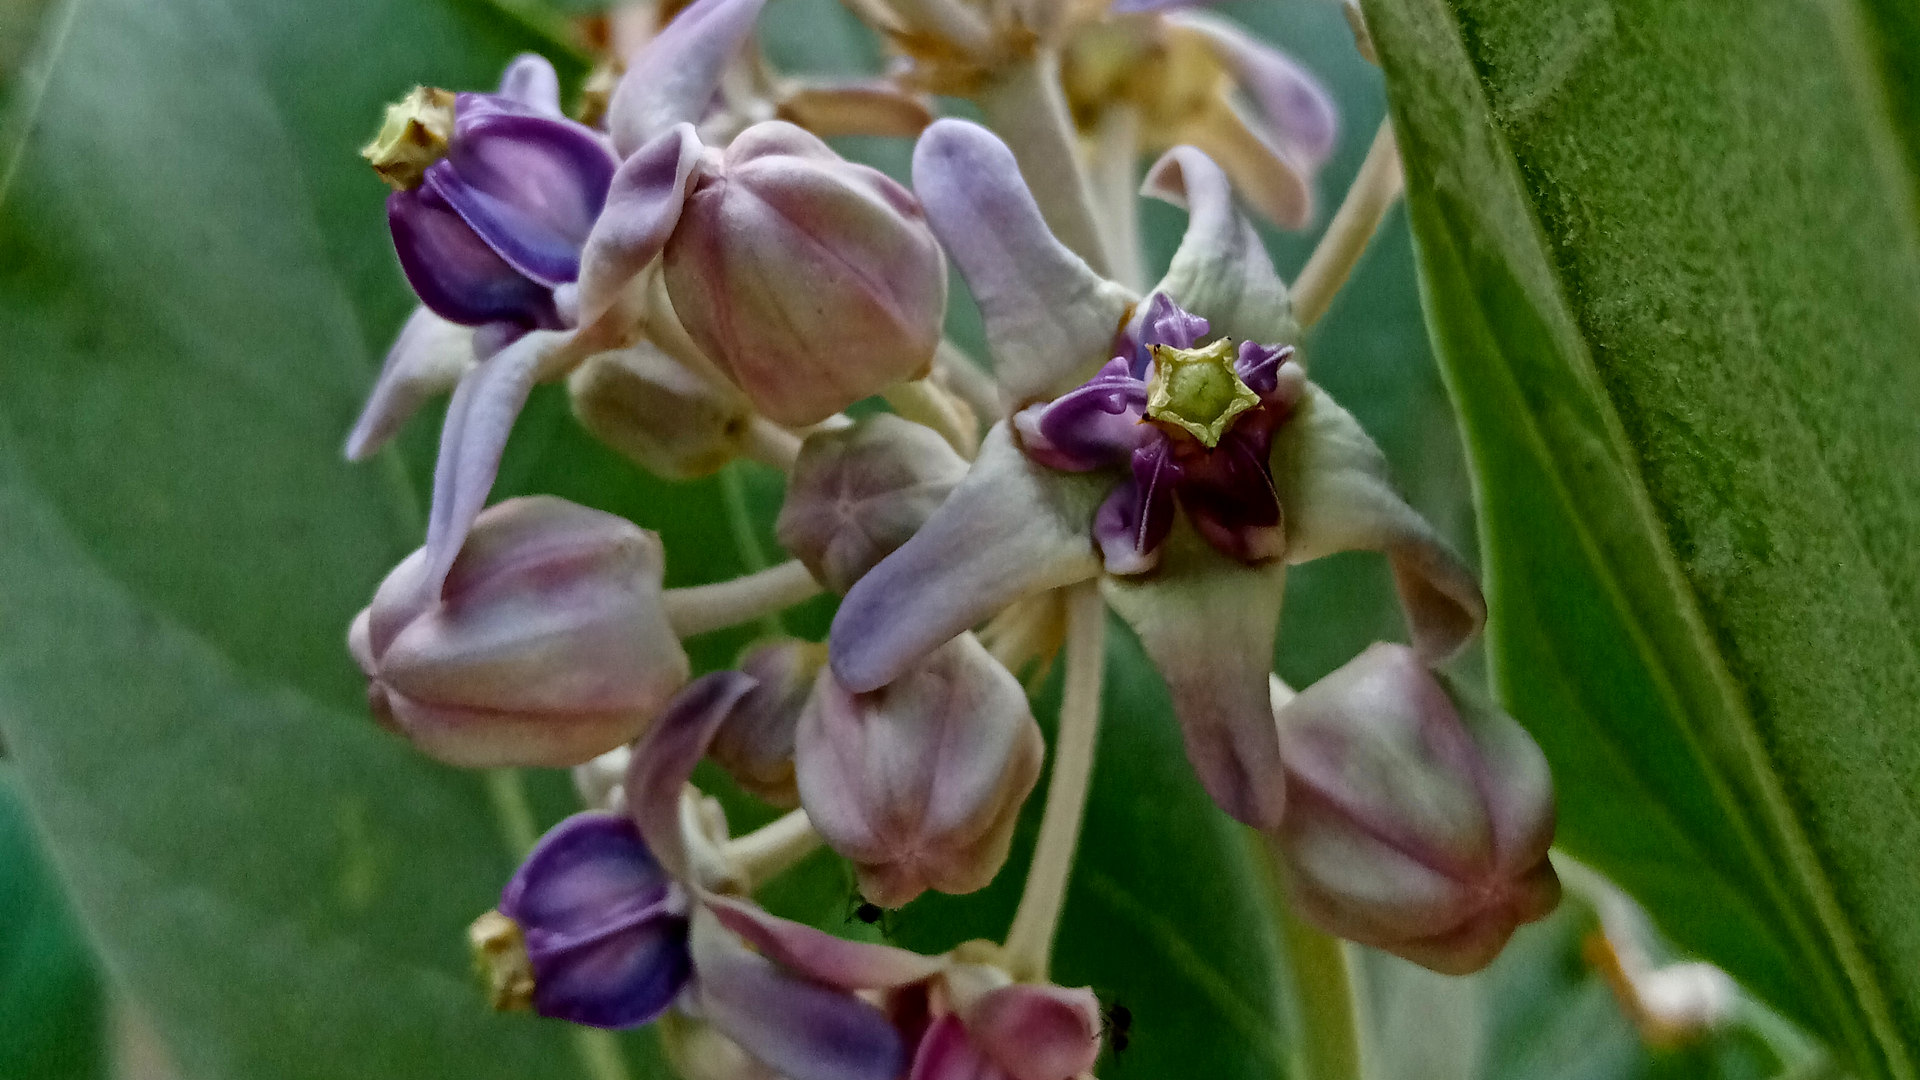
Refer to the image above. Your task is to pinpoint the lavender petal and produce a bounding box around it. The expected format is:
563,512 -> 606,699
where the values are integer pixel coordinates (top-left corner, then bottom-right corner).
575,123 -> 707,327
1173,12 -> 1337,168
388,186 -> 560,329
626,672 -> 759,882
607,0 -> 768,156
345,306 -> 475,460
1142,145 -> 1296,346
433,108 -> 619,286
497,53 -> 564,116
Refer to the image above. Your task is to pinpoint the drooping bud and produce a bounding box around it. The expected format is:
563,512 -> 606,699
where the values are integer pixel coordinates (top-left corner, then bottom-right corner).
776,414 -> 969,593
1269,643 -> 1559,974
663,122 -> 948,426
499,812 -> 693,1028
707,639 -> 828,807
350,496 -> 690,768
795,634 -> 1042,908
568,342 -> 755,480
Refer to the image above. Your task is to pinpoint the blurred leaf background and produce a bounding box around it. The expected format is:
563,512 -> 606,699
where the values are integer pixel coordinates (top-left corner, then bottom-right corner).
0,0 -> 1844,1077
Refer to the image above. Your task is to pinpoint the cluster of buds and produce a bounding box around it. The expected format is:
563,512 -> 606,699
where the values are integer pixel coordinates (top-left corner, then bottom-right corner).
341,0 -> 1572,1073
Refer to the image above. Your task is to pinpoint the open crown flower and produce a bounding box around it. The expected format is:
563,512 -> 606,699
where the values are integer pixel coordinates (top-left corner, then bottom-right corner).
831,119 -> 1485,830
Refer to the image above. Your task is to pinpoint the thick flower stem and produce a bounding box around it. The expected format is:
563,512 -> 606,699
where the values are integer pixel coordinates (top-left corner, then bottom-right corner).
1002,582 -> 1106,982
1290,119 -> 1403,330
975,51 -> 1120,278
662,560 -> 823,638
724,808 -> 823,892
1090,104 -> 1149,292
883,378 -> 980,458
744,416 -> 803,471
1246,827 -> 1369,1080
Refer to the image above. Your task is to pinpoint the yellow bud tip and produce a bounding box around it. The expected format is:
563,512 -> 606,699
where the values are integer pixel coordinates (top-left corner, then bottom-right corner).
1145,339 -> 1260,447
468,909 -> 536,1012
362,86 -> 457,191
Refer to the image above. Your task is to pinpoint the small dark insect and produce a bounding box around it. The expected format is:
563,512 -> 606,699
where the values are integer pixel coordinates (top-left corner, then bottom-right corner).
854,901 -> 884,925
1102,1002 -> 1133,1055
842,893 -> 893,934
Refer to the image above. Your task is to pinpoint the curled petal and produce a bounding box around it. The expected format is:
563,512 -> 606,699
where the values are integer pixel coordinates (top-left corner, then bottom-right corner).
907,1015 -> 1001,1080
627,672 -> 759,882
1143,145 -> 1296,345
388,186 -> 560,329
1093,442 -> 1178,575
1011,359 -> 1149,471
961,984 -> 1103,1080
608,0 -> 768,156
1271,386 -> 1486,661
1101,522 -> 1289,828
703,893 -> 946,991
691,906 -> 907,1080
421,329 -> 572,592
1172,13 -> 1337,168
497,53 -> 563,115
432,108 -> 618,286
831,422 -> 1108,693
776,80 -> 934,138
501,812 -> 690,1027
345,306 -> 475,460
576,123 -> 707,327
911,120 -> 1136,406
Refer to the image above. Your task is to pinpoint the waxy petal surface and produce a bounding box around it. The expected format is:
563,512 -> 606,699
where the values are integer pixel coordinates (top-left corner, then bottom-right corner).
434,108 -> 617,285
608,0 -> 768,156
388,185 -> 560,328
1144,145 -> 1296,346
627,671 -> 759,883
911,120 -> 1135,406
497,53 -> 563,115
703,893 -> 947,991
1173,13 -> 1336,167
575,123 -> 706,327
346,306 -> 475,460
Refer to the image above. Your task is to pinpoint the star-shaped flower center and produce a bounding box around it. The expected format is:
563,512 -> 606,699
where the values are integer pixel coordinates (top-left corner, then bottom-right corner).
1144,338 -> 1261,447
363,86 -> 457,191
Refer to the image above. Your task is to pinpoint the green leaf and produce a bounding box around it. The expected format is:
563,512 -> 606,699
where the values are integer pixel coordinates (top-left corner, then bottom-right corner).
1363,0 -> 1920,1074
0,763 -> 105,1080
0,0 -> 670,1077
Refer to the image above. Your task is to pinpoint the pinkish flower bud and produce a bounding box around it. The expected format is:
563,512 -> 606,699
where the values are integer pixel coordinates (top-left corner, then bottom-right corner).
663,122 -> 947,426
568,342 -> 755,481
776,414 -> 969,594
349,496 -> 690,767
1270,643 -> 1559,974
795,634 -> 1041,907
707,639 -> 828,807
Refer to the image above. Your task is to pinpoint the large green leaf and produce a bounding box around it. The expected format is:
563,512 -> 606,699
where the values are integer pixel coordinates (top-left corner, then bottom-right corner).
1363,0 -> 1920,1074
0,763 -> 105,1080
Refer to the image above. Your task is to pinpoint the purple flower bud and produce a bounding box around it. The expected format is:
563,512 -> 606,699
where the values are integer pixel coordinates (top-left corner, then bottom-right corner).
1269,643 -> 1560,974
369,57 -> 619,332
568,342 -> 756,480
795,634 -> 1042,907
663,122 -> 948,426
776,414 -> 969,594
707,639 -> 829,807
497,812 -> 693,1028
349,496 -> 690,767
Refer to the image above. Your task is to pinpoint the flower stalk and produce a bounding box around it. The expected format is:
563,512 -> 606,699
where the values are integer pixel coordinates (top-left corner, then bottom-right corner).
1291,119 -> 1403,330
974,50 -> 1119,277
1001,582 -> 1106,981
662,559 -> 823,638
722,807 -> 823,891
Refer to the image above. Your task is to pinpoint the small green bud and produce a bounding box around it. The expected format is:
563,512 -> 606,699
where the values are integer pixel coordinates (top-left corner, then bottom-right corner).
1145,338 -> 1260,447
362,86 -> 457,191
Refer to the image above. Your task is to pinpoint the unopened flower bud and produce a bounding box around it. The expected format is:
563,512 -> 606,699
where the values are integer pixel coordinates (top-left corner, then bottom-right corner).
663,122 -> 947,426
568,342 -> 755,480
708,639 -> 828,807
795,634 -> 1042,907
776,414 -> 968,593
1270,643 -> 1558,974
350,496 -> 690,768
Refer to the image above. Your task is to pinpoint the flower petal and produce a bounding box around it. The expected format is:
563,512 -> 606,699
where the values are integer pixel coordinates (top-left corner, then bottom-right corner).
432,108 -> 618,286
575,123 -> 706,328
526,905 -> 691,1028
345,306 -> 476,460
421,329 -> 572,593
1143,145 -> 1296,346
497,53 -> 563,116
911,120 -> 1136,406
961,984 -> 1103,1080
607,0 -> 768,156
1170,98 -> 1314,232
1271,385 -> 1486,661
691,906 -> 907,1080
388,186 -> 560,328
776,79 -> 934,138
830,422 -> 1108,693
627,672 -> 759,882
1101,521 -> 1289,828
1171,13 -> 1336,168
907,1015 -> 1002,1080
703,893 -> 946,991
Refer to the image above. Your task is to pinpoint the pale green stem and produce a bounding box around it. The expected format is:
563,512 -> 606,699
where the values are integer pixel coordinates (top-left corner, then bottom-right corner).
975,50 -> 1119,277
1247,825 -> 1368,1080
1089,103 -> 1149,292
484,769 -> 634,1080
724,808 -> 824,892
883,378 -> 979,458
743,416 -> 803,471
662,559 -> 823,638
1291,119 -> 1403,330
1001,582 -> 1106,981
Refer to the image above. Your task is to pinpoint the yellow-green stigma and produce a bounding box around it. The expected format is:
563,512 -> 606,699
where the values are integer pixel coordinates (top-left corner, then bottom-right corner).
1145,339 -> 1260,447
468,909 -> 535,1012
362,86 -> 457,191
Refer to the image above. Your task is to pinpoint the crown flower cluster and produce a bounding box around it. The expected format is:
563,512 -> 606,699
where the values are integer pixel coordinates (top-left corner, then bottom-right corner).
340,0 -> 1566,1072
